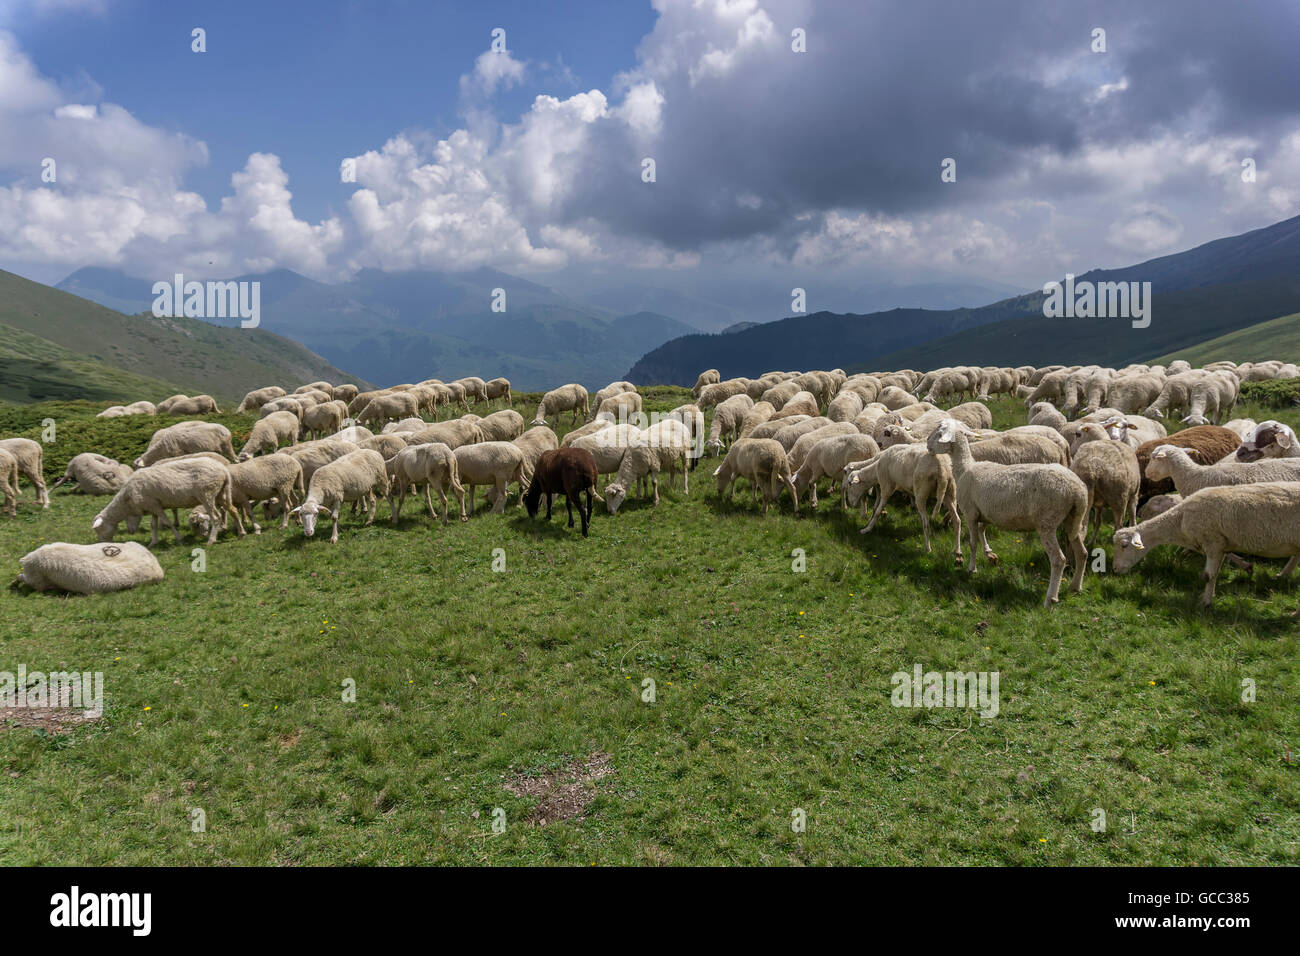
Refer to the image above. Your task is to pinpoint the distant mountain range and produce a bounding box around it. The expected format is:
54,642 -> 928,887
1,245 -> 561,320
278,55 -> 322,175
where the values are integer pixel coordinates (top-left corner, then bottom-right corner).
628,214 -> 1300,383
0,269 -> 364,404
56,266 -> 700,391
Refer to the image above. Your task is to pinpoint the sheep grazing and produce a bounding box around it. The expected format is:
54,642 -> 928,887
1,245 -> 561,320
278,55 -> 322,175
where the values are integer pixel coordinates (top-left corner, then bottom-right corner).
260,396 -> 306,421
512,425 -> 560,496
52,453 -> 133,496
697,379 -> 750,410
477,409 -> 525,442
1134,425 -> 1240,499
1113,482 -> 1300,607
713,438 -> 799,515
236,386 -> 287,413
524,447 -> 598,536
0,448 -> 17,516
453,377 -> 490,406
17,541 -> 164,594
1028,401 -> 1068,432
846,444 -> 959,557
595,390 -> 644,423
1144,444 -> 1300,498
290,449 -> 390,543
704,394 -> 755,456
569,424 -> 642,486
405,418 -> 485,450
0,437 -> 49,508
301,400 -> 348,439
227,453 -> 305,532
787,422 -> 859,473
387,442 -> 467,524
357,434 -> 409,459
590,381 -> 638,416
603,420 -> 693,514
770,390 -> 819,421
93,457 -> 245,547
454,441 -> 527,515
532,384 -> 590,427
947,402 -> 993,431
357,392 -> 420,427
1235,420 -> 1299,462
283,438 -> 360,486
791,433 -> 880,508
1069,435 -> 1141,543
135,422 -> 237,468
1138,492 -> 1181,522
561,419 -> 614,447
485,377 -> 513,408
238,410 -> 301,459
691,368 -> 721,398
927,419 -> 1088,607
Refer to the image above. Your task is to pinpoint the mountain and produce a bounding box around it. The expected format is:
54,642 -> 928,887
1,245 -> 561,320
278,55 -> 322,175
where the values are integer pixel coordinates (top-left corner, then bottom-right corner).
0,269 -> 368,403
56,267 -> 700,390
1149,311 -> 1300,366
629,214 -> 1300,382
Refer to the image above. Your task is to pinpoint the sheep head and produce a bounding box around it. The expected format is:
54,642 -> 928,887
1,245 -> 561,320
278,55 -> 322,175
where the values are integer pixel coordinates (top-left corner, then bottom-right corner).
91,513 -> 115,541
605,482 -> 628,514
1143,445 -> 1177,481
1112,528 -> 1146,573
1236,421 -> 1293,462
290,503 -> 331,537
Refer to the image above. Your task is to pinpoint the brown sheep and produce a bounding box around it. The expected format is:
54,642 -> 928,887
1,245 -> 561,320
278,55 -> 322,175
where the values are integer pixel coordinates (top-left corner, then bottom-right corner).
1134,425 -> 1240,500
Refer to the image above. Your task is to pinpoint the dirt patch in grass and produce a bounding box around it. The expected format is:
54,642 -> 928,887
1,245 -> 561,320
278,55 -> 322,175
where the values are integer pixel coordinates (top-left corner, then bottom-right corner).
504,752 -> 613,826
1,707 -> 98,735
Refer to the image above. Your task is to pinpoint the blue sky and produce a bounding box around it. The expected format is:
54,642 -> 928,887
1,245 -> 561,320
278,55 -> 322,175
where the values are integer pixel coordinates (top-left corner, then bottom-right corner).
1,0 -> 1297,300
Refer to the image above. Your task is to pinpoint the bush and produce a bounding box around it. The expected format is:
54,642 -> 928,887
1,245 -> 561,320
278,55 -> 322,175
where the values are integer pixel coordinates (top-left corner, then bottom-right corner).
1240,379 -> 1300,408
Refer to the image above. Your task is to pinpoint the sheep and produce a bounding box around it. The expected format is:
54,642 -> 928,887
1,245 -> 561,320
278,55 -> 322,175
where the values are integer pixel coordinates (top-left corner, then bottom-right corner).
760,380 -> 802,410
477,409 -> 525,443
96,406 -> 127,418
236,386 -> 287,413
595,391 -> 644,424
749,415 -> 814,441
738,401 -> 776,440
1028,401 -> 1068,432
289,449 -> 390,543
524,448 -> 598,537
788,422 -> 859,473
1235,420 -> 1299,461
926,419 -> 1089,607
664,404 -> 707,461
704,394 -> 754,456
947,402 -> 993,431
827,389 -> 865,423
382,417 -> 428,435
847,443 -> 960,557
357,392 -> 420,427
532,384 -> 590,427
330,422 -> 373,444
1107,373 -> 1164,415
1144,444 -> 1300,498
1134,426 -> 1241,499
302,400 -> 347,439
226,454 -> 305,532
454,441 -> 527,514
770,390 -> 819,420
404,419 -> 485,450
93,457 -> 245,547
791,433 -> 880,508
1113,482 -> 1300,606
17,541 -> 164,594
357,434 -> 409,459
1138,493 -> 1181,522
283,438 -> 360,486
697,379 -> 751,410
135,422 -> 236,468
1069,436 -> 1141,543
237,410 -> 301,459
691,369 -> 721,398
604,421 -> 693,513
164,394 -> 221,416
0,448 -> 16,516
590,381 -> 638,416
260,396 -> 306,420
889,425 -> 1068,468
295,381 -> 334,398
569,424 -> 642,486
1221,418 -> 1259,442
52,453 -> 133,496
561,419 -> 615,447
712,438 -> 799,515
454,376 -> 490,405
387,442 -> 467,524
512,425 -> 560,498
485,377 -> 512,408
0,438 -> 48,508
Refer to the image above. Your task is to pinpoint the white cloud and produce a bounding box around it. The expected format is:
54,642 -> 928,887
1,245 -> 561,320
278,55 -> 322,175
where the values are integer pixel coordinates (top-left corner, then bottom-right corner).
459,47 -> 526,99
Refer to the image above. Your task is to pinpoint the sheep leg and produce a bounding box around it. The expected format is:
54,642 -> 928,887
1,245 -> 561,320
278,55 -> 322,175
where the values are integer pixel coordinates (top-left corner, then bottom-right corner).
1066,526 -> 1087,595
1200,548 -> 1227,608
913,491 -> 933,553
651,473 -> 660,507
544,493 -> 553,521
944,494 -> 963,561
492,479 -> 508,515
171,509 -> 183,543
1038,528 -> 1068,607
436,486 -> 449,524
965,515 -> 981,573
390,489 -> 403,524
424,484 -> 435,517
1224,553 -> 1253,572
452,480 -> 467,523
566,494 -> 575,528
149,511 -> 164,548
861,480 -> 892,534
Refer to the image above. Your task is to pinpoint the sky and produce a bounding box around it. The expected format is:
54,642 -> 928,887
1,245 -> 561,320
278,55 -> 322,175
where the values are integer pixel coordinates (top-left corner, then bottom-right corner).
0,0 -> 1298,304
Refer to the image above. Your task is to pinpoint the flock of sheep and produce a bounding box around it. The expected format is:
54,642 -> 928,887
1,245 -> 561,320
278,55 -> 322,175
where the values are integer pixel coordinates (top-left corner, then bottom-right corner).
7,359 -> 1300,611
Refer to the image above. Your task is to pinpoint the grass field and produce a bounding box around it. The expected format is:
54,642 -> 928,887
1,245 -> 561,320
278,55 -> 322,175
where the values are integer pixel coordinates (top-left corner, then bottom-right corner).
1150,312 -> 1300,367
1,389 -> 1298,865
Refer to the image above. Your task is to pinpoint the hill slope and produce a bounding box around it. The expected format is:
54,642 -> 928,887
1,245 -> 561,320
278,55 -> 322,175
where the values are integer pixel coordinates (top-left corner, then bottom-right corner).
0,270 -> 369,402
1149,312 -> 1300,366
629,213 -> 1300,382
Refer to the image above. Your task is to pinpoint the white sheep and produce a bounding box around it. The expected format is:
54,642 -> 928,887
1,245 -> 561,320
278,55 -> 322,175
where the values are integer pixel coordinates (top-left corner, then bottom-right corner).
712,438 -> 799,515
236,386 -> 287,413
1114,482 -> 1300,606
302,400 -> 348,439
226,453 -> 305,532
52,453 -> 133,496
791,432 -> 880,508
17,541 -> 164,594
1235,420 -> 1299,461
604,420 -> 693,513
290,449 -> 390,543
0,438 -> 49,508
238,410 -> 301,459
1144,443 -> 1300,497
927,419 -> 1089,607
532,384 -> 590,427
0,448 -> 17,516
478,409 -> 525,442
93,457 -> 245,547
387,442 -> 467,524
485,377 -> 513,407
135,422 -> 236,468
1069,434 -> 1141,543
846,444 -> 959,557
454,441 -> 527,514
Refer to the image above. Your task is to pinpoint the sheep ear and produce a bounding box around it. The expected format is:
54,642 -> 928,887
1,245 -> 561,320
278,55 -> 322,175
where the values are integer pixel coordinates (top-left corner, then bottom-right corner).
288,505 -> 302,515
1126,422 -> 1138,429
316,505 -> 331,515
91,516 -> 103,529
1132,537 -> 1145,550
1278,432 -> 1293,449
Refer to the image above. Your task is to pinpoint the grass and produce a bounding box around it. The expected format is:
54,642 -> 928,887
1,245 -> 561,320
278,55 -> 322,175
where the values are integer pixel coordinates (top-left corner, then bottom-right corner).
0,389 -> 1297,865
1150,312 -> 1300,367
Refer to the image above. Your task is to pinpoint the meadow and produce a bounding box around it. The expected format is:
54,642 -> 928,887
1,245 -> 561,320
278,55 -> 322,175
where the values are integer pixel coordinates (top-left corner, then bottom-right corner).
0,388 -> 1297,865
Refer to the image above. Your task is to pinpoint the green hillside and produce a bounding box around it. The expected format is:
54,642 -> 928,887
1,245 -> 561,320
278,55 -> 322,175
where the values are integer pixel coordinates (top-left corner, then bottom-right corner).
0,269 -> 371,403
1149,311 -> 1300,366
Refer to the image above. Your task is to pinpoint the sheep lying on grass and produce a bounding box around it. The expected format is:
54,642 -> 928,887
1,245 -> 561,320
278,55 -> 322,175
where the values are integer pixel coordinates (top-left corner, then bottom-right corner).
387,443 -> 466,524
927,419 -> 1088,607
1235,420 -> 1299,462
52,453 -> 133,495
135,422 -> 236,468
1144,444 -> 1300,497
0,438 -> 49,508
290,449 -> 390,543
162,394 -> 221,416
17,541 -> 163,594
846,444 -> 959,557
713,438 -> 799,515
93,457 -> 245,547
1114,481 -> 1300,607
